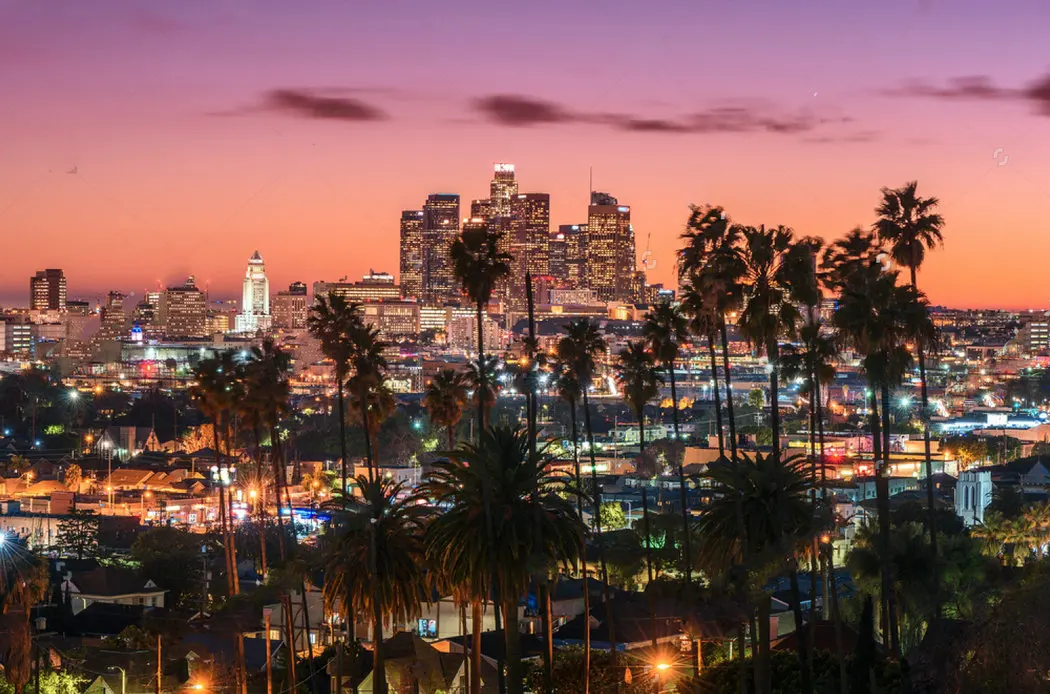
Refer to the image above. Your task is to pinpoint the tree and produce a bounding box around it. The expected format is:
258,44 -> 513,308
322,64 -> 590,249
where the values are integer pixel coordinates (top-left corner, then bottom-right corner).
450,225 -> 512,436
875,180 -> 945,561
131,526 -> 204,608
0,539 -> 50,694
557,319 -> 619,665
423,369 -> 470,450
346,375 -> 396,467
423,427 -> 585,694
746,389 -> 765,409
695,452 -> 816,694
599,502 -> 628,531
643,302 -> 695,582
63,463 -> 82,492
56,510 -> 100,560
680,273 -> 727,458
308,293 -> 360,501
614,340 -> 663,454
324,476 -> 428,694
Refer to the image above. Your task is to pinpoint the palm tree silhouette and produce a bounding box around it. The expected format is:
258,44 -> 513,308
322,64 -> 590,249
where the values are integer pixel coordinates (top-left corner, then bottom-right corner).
423,427 -> 584,694
423,369 -> 470,450
450,225 -> 512,438
875,181 -> 945,556
680,271 -> 726,458
556,319 -> 619,663
324,476 -> 429,694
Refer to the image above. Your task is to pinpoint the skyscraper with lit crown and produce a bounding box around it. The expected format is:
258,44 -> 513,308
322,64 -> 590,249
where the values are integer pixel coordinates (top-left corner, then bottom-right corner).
489,163 -> 518,217
235,250 -> 271,333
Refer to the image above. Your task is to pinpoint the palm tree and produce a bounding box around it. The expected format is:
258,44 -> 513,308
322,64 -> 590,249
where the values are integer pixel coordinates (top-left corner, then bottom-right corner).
347,322 -> 388,481
643,302 -> 695,582
736,225 -> 820,464
557,320 -> 619,661
423,426 -> 585,694
423,369 -> 471,449
347,375 -> 396,468
465,355 -> 502,430
308,293 -> 359,502
450,225 -> 513,438
0,541 -> 50,694
875,181 -> 945,556
680,272 -> 726,458
696,452 -> 816,694
324,476 -> 429,694
615,341 -> 663,455
680,205 -> 746,463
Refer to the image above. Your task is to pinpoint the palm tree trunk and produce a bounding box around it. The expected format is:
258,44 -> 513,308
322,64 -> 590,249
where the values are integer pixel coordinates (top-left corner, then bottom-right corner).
540,577 -> 553,694
768,338 -> 781,461
475,301 -> 487,436
879,381 -> 900,656
471,600 -> 483,694
641,486 -> 657,650
826,542 -> 848,694
570,400 -> 591,694
252,426 -> 268,578
448,426 -> 455,452
788,565 -> 813,694
460,600 -> 470,694
271,425 -> 288,562
757,597 -> 771,694
719,321 -> 739,462
300,580 -> 320,694
481,473 -> 506,694
668,357 -> 693,584
360,382 -> 375,483
582,388 -> 617,664
910,264 -> 940,595
504,597 -> 524,694
369,522 -> 387,694
214,421 -> 236,599
868,381 -> 894,653
283,592 -> 298,694
707,335 -> 725,458
337,379 -> 349,509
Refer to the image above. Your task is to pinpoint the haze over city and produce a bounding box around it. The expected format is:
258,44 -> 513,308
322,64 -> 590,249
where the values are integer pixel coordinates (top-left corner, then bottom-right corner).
4,0 -> 1050,308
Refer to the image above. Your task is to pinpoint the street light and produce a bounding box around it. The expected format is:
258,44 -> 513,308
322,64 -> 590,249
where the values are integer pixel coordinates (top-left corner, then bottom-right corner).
106,666 -> 126,694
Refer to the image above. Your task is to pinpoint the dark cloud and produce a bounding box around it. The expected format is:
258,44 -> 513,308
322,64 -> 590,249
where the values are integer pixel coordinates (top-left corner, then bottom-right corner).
262,89 -> 387,121
473,94 -> 848,137
882,73 -> 1050,116
474,94 -> 574,126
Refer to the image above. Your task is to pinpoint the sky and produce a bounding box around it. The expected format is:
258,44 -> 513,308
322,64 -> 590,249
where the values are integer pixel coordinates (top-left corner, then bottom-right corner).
3,0 -> 1050,309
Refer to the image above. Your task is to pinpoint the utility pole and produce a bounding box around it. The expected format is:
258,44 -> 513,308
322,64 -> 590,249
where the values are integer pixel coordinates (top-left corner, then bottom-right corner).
156,632 -> 162,694
264,608 -> 274,694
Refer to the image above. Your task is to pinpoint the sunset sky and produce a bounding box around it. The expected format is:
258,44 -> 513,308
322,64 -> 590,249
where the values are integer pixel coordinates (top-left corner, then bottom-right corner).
3,0 -> 1050,309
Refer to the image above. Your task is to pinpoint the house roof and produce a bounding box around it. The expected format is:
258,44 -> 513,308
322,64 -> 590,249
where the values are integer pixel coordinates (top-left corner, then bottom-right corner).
69,567 -> 165,597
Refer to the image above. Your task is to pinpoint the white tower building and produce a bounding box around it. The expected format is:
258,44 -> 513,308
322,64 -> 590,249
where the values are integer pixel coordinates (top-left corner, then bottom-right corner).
235,250 -> 271,333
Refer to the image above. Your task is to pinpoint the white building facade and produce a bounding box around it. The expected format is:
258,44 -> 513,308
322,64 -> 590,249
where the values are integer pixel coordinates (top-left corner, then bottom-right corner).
235,250 -> 271,333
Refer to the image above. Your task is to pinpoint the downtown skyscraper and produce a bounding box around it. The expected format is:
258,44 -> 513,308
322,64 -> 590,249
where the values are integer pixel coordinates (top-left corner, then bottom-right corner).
235,250 -> 271,333
421,194 -> 461,303
30,269 -> 67,311
587,192 -> 637,302
508,193 -> 551,306
399,209 -> 424,300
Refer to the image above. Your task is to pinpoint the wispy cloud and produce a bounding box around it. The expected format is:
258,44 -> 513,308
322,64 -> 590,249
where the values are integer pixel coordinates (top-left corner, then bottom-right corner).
212,88 -> 388,122
882,73 -> 1050,115
473,93 -> 854,137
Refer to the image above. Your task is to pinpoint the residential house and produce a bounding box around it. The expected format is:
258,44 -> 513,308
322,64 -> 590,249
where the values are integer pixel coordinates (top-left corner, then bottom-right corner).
61,566 -> 167,615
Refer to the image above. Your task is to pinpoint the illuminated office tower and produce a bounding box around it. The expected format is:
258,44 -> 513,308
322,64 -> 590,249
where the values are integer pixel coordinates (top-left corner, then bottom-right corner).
272,282 -> 309,330
506,193 -> 550,305
489,163 -> 518,217
587,192 -> 635,301
559,224 -> 588,288
235,250 -> 271,333
422,194 -> 461,303
30,269 -> 67,311
549,230 -> 568,282
470,198 -> 492,220
160,276 -> 208,338
399,210 -> 424,300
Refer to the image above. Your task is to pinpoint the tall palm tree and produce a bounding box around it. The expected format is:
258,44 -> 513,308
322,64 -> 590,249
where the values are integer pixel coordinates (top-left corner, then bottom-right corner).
557,320 -> 619,661
643,302 -> 695,582
423,369 -> 470,449
875,181 -> 945,556
680,272 -> 725,458
736,225 -> 820,463
680,205 -> 746,463
190,351 -> 246,692
308,293 -> 360,502
347,374 -> 396,469
615,341 -> 663,455
696,452 -> 816,694
552,359 -> 593,694
450,225 -> 513,439
423,426 -> 585,694
347,322 -> 388,481
324,476 -> 429,694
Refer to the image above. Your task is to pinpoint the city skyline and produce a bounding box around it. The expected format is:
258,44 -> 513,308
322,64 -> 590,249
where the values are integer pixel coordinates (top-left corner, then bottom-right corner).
5,1 -> 1050,309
